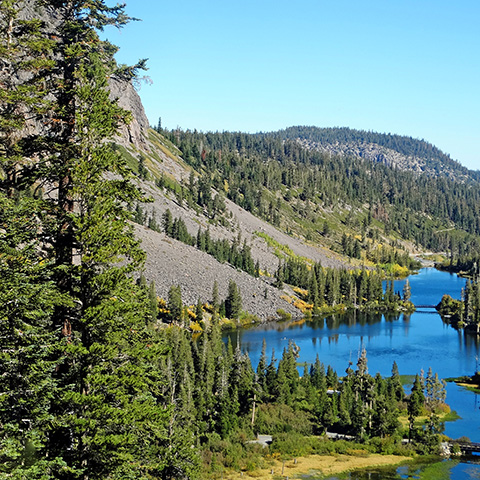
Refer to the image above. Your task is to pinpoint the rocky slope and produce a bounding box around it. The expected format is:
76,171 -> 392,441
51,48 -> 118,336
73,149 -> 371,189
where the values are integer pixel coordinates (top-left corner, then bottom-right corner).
132,142 -> 349,320
295,138 -> 470,181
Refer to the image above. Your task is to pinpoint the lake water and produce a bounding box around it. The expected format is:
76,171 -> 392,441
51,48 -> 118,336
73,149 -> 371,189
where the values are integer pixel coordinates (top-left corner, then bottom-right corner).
315,457 -> 480,480
224,268 -> 480,442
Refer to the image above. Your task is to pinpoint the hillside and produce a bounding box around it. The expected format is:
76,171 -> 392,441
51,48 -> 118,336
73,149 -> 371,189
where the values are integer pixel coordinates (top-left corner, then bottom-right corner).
114,99 -> 480,319
270,126 -> 479,182
126,130 -> 350,320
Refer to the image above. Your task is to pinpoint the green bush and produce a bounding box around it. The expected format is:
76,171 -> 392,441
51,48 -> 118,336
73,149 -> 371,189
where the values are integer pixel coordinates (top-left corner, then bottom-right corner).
270,432 -> 312,457
255,403 -> 313,435
276,308 -> 292,321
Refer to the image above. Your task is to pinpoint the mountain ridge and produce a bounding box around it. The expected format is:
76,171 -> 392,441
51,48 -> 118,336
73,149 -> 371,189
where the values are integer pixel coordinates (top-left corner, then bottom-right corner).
260,126 -> 479,182
10,1 -> 478,319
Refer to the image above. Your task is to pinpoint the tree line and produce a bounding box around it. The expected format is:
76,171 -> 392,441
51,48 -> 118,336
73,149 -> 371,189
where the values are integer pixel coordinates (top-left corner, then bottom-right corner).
276,258 -> 414,313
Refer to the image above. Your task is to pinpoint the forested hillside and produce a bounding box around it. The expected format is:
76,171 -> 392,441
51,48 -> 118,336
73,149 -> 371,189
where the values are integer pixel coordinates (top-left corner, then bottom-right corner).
160,127 -> 480,264
274,126 -> 478,181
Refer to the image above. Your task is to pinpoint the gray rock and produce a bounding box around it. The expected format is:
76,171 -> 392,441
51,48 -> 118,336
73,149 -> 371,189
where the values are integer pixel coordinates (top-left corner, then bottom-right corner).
109,75 -> 151,152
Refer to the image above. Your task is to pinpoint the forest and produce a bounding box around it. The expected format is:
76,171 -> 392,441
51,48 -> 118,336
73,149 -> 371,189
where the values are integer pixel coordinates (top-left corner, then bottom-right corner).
1,1 -> 479,479
160,127 -> 480,263
272,126 -> 477,178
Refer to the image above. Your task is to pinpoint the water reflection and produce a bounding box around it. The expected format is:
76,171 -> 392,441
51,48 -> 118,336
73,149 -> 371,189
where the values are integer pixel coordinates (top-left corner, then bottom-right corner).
223,269 -> 480,441
225,309 -> 478,380
314,458 -> 480,480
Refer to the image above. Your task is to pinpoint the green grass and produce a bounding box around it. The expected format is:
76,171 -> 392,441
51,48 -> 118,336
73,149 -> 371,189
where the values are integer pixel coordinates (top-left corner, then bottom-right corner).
115,143 -> 139,173
416,458 -> 460,480
441,410 -> 461,422
149,129 -> 182,156
254,231 -> 312,263
445,375 -> 480,394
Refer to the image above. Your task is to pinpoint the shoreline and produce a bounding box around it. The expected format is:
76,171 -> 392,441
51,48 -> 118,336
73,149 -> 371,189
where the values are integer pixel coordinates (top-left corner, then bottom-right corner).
223,453 -> 413,479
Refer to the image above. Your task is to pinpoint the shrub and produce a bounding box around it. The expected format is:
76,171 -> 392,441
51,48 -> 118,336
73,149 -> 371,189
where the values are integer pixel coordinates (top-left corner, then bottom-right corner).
255,404 -> 313,435
276,308 -> 292,321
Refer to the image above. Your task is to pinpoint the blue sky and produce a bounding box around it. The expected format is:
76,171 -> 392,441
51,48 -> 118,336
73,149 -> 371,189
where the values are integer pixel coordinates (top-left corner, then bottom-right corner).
104,1 -> 480,171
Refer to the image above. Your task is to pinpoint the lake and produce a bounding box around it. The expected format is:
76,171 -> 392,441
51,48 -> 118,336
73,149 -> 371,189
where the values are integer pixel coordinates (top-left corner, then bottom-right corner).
224,268 -> 480,442
316,457 -> 480,480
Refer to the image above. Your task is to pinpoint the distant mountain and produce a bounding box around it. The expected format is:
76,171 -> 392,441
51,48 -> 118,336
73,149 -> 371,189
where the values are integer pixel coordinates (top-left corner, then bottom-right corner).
264,126 -> 479,183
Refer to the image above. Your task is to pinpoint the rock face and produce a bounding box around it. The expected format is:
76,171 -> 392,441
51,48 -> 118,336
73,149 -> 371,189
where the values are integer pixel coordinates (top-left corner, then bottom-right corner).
14,1 -> 150,152
108,76 -> 151,151
295,138 -> 470,182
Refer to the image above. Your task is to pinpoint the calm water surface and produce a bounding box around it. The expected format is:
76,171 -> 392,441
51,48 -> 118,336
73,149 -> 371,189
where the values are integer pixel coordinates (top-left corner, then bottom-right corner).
224,268 -> 480,442
315,457 -> 480,480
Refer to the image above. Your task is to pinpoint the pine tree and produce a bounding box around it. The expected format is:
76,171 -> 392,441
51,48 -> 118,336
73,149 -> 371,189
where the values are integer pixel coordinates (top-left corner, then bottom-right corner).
0,195 -> 68,477
308,268 -> 320,314
212,280 -> 220,314
0,2 -> 181,477
310,355 -> 325,389
338,380 -> 353,429
195,297 -> 204,323
168,285 -> 184,324
256,339 -> 268,400
0,5 -> 69,474
162,208 -> 174,236
265,349 -> 277,399
326,365 -> 339,390
148,280 -> 158,318
225,279 -> 242,319
408,374 -> 425,441
388,361 -> 405,401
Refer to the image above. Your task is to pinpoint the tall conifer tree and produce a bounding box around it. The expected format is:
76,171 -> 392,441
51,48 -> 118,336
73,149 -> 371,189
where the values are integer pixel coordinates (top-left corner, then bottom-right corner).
0,1 -> 188,478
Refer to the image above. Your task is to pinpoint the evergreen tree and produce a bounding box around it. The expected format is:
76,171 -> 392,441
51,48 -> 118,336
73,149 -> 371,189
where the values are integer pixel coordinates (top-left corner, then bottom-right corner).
338,381 -> 353,429
308,268 -> 320,314
388,361 -> 405,401
212,280 -> 220,313
326,365 -> 339,390
371,394 -> 399,438
256,339 -> 268,400
148,280 -> 158,318
408,374 -> 425,441
310,355 -> 325,390
0,2 -> 182,477
162,208 -> 174,236
0,195 -> 67,477
195,297 -> 204,323
265,349 -> 278,399
225,279 -> 242,319
168,285 -> 184,324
